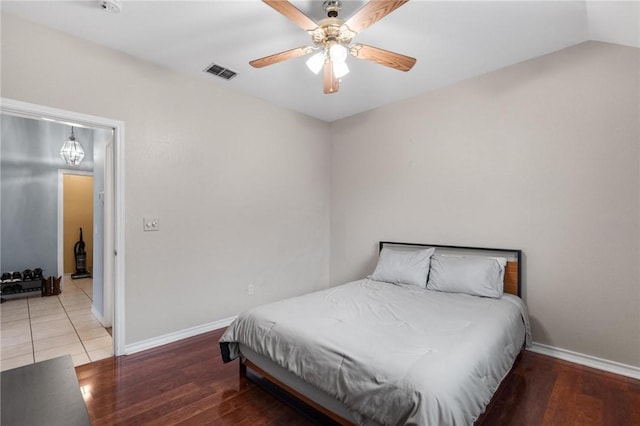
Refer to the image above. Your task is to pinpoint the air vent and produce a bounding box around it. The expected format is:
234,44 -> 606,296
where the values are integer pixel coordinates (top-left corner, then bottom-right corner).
204,63 -> 238,80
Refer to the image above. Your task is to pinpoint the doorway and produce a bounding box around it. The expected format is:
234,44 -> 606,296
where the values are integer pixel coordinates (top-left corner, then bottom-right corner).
1,98 -> 125,359
60,172 -> 94,278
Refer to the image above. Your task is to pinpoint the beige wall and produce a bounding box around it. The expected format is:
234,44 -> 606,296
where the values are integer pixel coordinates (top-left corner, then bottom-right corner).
3,11 -> 639,368
63,174 -> 94,274
330,41 -> 640,367
1,13 -> 330,344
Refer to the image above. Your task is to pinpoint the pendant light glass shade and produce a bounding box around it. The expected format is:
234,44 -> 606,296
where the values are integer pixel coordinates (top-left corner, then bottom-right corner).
60,127 -> 85,166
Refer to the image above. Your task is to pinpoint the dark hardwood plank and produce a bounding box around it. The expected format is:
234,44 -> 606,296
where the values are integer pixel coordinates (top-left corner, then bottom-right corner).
76,329 -> 640,425
478,351 -> 640,426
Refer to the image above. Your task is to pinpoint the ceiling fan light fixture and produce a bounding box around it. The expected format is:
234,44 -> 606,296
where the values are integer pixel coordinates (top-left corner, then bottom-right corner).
333,61 -> 349,78
329,43 -> 348,63
253,0 -> 415,94
306,51 -> 326,74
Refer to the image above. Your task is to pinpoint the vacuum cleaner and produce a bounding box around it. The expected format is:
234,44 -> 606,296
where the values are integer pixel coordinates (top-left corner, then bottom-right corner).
71,227 -> 91,279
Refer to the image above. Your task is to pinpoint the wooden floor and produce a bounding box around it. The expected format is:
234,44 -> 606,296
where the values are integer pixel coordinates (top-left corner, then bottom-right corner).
76,328 -> 640,425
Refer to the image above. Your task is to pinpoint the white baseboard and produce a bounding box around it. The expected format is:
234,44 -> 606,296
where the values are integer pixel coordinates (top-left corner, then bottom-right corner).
123,316 -> 237,355
529,342 -> 640,380
121,323 -> 640,380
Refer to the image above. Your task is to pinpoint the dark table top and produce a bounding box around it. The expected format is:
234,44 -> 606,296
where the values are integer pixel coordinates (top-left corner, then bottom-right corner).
1,355 -> 91,426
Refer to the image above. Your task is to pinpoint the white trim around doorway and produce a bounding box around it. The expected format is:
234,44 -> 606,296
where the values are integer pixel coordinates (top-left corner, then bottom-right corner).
1,97 -> 126,356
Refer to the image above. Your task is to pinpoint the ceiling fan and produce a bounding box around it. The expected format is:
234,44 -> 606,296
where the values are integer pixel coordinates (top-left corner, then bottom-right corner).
250,0 -> 416,94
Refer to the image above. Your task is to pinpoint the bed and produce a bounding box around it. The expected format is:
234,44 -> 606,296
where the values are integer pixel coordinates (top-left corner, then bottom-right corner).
219,242 -> 531,425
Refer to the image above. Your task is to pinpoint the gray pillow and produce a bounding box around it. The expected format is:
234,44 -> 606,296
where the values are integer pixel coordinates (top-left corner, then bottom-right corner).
427,255 -> 507,298
371,247 -> 435,288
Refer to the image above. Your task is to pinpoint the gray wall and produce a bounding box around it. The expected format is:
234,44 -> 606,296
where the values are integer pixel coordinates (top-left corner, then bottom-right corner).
1,114 -> 94,277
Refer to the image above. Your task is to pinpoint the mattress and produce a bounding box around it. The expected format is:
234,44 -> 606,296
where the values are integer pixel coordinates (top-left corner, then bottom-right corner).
220,278 -> 530,425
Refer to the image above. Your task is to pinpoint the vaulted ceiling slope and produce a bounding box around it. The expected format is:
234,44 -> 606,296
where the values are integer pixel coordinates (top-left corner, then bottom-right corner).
2,1 -> 638,122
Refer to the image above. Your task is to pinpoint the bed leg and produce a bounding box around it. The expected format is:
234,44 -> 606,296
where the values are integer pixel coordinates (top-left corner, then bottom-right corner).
239,358 -> 247,378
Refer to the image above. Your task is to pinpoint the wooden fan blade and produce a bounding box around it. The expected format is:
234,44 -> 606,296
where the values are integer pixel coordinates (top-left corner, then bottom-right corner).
263,0 -> 317,31
323,61 -> 339,94
345,0 -> 408,34
351,44 -> 416,72
250,47 -> 310,68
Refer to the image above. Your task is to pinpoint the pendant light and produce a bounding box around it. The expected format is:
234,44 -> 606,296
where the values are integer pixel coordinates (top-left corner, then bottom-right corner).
60,126 -> 85,166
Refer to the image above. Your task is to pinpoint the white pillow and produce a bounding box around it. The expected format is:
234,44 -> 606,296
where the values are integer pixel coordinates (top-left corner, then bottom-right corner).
371,247 -> 435,288
427,255 -> 507,298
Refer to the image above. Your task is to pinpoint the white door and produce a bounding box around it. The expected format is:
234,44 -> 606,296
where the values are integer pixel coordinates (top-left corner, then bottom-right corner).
102,141 -> 114,327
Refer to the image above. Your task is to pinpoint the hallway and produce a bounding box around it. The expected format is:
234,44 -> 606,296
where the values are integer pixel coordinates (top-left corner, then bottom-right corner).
1,277 -> 113,371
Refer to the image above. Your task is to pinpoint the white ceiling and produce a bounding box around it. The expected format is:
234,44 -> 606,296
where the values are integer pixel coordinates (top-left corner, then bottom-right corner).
2,1 -> 639,122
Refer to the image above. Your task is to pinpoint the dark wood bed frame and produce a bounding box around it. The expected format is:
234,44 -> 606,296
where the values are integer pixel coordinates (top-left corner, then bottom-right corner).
240,241 -> 524,425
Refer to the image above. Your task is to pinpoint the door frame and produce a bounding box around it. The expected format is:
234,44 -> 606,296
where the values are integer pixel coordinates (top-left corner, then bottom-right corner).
57,169 -> 93,278
1,97 -> 126,356
103,142 -> 115,329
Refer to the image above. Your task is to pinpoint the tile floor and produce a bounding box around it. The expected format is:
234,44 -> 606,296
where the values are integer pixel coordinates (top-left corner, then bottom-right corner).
0,277 -> 113,372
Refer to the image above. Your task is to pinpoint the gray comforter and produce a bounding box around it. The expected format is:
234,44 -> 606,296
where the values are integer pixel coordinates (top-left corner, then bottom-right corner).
219,279 -> 530,425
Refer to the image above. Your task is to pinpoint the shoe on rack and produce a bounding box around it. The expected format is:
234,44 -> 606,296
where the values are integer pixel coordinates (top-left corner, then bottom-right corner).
11,272 -> 22,282
23,269 -> 33,281
33,268 -> 44,280
5,283 -> 21,293
1,273 -> 11,283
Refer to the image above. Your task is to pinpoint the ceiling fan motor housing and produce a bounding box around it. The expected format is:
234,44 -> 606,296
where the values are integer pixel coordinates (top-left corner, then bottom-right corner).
310,18 -> 355,47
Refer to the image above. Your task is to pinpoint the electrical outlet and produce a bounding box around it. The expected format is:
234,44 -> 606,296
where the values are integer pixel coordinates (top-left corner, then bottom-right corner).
143,217 -> 159,232
247,284 -> 255,295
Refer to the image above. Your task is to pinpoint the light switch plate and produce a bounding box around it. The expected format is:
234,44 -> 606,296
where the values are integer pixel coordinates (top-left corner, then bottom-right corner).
143,217 -> 159,232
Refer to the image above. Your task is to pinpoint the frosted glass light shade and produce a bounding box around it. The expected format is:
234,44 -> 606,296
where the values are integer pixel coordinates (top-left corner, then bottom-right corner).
329,44 -> 348,63
306,51 -> 325,74
60,128 -> 85,166
333,61 -> 349,78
